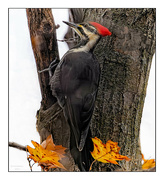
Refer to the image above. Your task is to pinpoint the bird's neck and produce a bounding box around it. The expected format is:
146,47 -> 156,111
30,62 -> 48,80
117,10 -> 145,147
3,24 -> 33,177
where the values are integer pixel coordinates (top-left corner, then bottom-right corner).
70,34 -> 100,53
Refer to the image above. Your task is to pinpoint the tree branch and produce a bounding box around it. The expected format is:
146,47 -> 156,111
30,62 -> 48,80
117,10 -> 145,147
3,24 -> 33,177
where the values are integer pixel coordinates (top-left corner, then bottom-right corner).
9,142 -> 27,152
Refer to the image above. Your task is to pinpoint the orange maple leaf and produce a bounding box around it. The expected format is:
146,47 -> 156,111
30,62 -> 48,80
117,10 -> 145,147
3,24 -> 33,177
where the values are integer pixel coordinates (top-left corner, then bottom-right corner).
142,154 -> 155,170
27,134 -> 67,171
91,137 -> 130,166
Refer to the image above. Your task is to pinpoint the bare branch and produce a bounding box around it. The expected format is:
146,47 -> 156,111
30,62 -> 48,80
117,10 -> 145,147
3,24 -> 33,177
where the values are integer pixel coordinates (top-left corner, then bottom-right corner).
57,37 -> 78,43
9,142 -> 27,152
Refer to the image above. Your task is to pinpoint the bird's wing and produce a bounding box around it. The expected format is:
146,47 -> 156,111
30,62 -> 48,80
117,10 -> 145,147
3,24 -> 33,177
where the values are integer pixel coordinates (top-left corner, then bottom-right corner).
56,52 -> 100,151
64,85 -> 97,151
78,91 -> 97,151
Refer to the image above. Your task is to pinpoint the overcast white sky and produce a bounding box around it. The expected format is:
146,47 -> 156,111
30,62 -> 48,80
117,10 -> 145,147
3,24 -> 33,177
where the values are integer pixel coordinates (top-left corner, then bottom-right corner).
9,9 -> 155,172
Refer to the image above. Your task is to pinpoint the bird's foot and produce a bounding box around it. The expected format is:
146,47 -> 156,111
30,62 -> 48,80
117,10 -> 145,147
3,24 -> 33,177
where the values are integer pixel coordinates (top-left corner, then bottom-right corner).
38,58 -> 59,78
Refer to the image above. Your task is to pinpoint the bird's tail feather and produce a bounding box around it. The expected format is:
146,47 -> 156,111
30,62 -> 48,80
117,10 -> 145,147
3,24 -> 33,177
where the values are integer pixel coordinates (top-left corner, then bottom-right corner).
81,128 -> 93,171
69,127 -> 93,171
64,97 -> 93,171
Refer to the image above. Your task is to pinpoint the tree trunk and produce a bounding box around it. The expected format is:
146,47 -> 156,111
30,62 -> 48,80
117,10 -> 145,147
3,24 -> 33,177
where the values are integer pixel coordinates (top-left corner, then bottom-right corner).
26,8 -> 60,109
26,8 -> 155,172
65,8 -> 156,171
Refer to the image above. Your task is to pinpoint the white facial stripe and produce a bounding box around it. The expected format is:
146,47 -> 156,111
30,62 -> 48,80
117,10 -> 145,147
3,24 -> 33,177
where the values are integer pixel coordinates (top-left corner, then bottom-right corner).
82,27 -> 93,38
71,34 -> 99,52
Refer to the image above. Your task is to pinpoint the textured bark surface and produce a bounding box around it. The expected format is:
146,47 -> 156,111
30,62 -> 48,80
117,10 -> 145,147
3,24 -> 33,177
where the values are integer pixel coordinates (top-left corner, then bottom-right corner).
65,8 -> 156,171
26,8 -> 59,110
27,8 -> 156,172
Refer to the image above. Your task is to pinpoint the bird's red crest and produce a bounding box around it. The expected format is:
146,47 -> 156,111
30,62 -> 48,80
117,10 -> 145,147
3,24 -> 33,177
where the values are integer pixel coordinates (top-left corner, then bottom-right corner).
89,22 -> 112,36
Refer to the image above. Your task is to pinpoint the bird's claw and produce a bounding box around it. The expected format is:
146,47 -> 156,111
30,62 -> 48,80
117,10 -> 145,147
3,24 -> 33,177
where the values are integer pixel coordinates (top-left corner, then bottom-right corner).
38,58 -> 59,78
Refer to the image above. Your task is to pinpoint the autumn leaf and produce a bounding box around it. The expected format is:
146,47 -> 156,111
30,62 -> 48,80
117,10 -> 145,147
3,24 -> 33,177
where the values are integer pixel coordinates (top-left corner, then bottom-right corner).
142,154 -> 155,170
91,137 -> 130,166
27,134 -> 67,171
41,134 -> 66,158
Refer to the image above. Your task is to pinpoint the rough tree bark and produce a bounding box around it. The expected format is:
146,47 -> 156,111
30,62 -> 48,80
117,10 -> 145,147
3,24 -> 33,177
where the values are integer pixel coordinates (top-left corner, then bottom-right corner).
26,8 -> 155,172
66,8 -> 156,171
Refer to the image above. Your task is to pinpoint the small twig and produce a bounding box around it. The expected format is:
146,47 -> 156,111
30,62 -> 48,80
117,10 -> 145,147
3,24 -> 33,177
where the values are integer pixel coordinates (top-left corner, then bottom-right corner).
25,146 -> 34,171
57,37 -> 79,43
9,142 -> 27,152
27,158 -> 33,172
55,24 -> 60,29
9,141 -> 34,171
89,159 -> 96,171
89,151 -> 111,171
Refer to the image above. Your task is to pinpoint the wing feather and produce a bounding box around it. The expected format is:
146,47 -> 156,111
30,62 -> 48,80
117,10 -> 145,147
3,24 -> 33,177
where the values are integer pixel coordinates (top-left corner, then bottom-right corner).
51,52 -> 100,151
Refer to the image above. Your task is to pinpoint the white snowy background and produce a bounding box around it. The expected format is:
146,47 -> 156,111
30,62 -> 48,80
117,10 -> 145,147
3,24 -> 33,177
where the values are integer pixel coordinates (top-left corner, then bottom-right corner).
9,9 -> 155,171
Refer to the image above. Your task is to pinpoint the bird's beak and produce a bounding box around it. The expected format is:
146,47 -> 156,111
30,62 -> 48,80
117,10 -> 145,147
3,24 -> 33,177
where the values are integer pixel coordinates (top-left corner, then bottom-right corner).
63,21 -> 82,37
63,21 -> 79,29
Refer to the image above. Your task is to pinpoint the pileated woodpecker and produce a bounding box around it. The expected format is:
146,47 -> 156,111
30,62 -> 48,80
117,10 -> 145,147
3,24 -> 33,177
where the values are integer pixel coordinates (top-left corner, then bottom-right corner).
50,21 -> 112,171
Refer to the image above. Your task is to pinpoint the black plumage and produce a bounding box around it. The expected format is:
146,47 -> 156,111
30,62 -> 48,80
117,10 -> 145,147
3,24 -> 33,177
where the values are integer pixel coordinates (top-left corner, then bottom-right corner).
50,51 -> 100,171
